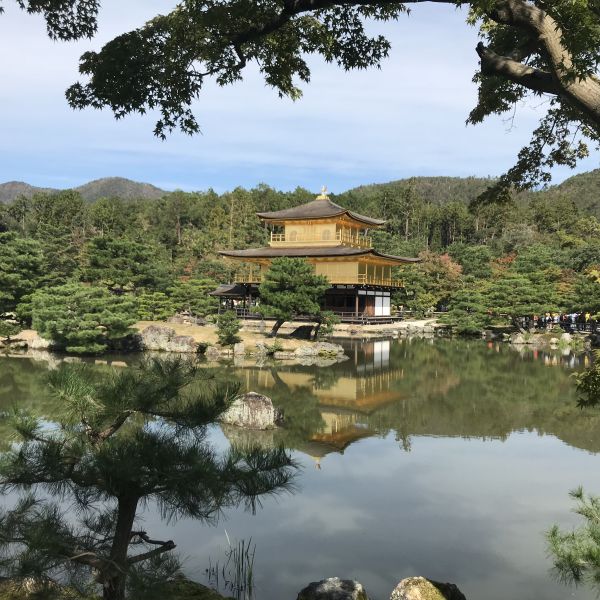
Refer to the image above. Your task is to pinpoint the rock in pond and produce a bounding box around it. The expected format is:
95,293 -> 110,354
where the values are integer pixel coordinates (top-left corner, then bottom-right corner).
220,392 -> 282,430
139,325 -> 198,353
204,346 -> 221,360
297,578 -> 369,600
509,333 -> 526,345
294,342 -> 346,358
390,577 -> 466,600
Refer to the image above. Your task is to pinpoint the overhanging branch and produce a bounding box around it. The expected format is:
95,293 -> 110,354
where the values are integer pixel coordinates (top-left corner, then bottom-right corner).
477,42 -> 558,95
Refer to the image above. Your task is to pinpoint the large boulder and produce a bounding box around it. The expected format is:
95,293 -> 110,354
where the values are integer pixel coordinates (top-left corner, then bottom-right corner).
561,332 -> 572,343
509,333 -> 525,345
15,330 -> 53,350
297,578 -> 369,600
390,577 -> 466,600
205,346 -> 221,360
294,342 -> 346,358
220,392 -> 282,430
139,325 -> 198,353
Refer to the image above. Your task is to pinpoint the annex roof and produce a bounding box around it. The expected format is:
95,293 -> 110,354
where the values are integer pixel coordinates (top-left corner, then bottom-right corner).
208,283 -> 249,297
256,188 -> 385,227
219,246 -> 420,264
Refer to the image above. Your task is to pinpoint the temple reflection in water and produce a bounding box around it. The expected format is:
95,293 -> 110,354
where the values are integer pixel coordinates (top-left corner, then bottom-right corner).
227,338 -> 598,468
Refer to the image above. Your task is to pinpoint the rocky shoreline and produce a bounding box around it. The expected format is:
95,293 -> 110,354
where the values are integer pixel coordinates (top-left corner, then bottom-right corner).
484,328 -> 598,350
0,325 -> 350,366
2,320 -> 596,366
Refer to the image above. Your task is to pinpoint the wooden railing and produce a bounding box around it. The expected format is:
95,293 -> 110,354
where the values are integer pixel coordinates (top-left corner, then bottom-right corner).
270,230 -> 372,248
232,307 -> 405,323
234,272 -> 403,287
235,273 -> 262,283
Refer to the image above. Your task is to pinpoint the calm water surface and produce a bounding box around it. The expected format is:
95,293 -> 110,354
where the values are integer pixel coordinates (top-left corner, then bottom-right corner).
1,339 -> 599,600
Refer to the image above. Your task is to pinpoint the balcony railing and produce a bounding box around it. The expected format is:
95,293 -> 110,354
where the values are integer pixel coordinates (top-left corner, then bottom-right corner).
235,273 -> 262,283
270,230 -> 372,248
234,272 -> 403,288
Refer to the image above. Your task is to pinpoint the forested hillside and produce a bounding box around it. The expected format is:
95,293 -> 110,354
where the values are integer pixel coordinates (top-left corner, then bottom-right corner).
0,177 -> 166,203
0,171 -> 599,346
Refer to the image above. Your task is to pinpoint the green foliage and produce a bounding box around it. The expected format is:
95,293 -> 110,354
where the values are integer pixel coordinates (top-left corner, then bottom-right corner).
1,175 -> 600,340
0,233 -> 44,314
168,279 -> 218,317
136,290 -> 176,321
216,311 -> 242,347
30,283 -> 137,354
397,252 -> 462,315
0,321 -> 20,340
0,358 -> 297,600
447,243 -> 492,278
79,236 -> 172,292
547,488 -> 600,592
258,258 -> 329,335
574,350 -> 600,409
315,311 -> 340,340
439,277 -> 492,335
486,271 -> 559,325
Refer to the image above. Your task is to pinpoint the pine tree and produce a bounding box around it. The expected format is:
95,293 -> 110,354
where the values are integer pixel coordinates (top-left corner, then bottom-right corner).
79,236 -> 172,293
30,283 -> 137,354
486,271 -> 559,329
216,311 -> 242,347
258,258 -> 329,337
135,290 -> 176,321
167,279 -> 219,317
0,233 -> 44,314
439,277 -> 492,335
0,358 -> 296,600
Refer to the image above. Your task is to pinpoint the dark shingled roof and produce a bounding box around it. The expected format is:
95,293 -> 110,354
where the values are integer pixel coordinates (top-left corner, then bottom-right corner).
256,198 -> 386,227
219,246 -> 420,264
208,283 -> 249,297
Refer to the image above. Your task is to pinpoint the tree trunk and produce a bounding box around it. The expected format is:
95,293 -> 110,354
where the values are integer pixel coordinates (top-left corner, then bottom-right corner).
269,319 -> 285,337
312,318 -> 322,340
103,496 -> 139,600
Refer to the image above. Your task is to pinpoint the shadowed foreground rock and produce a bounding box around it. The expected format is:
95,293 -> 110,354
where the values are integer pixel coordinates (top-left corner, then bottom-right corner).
390,577 -> 466,600
220,392 -> 283,430
297,578 -> 369,600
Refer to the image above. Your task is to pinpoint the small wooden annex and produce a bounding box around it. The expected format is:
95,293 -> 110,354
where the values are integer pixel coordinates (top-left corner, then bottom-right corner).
214,188 -> 420,321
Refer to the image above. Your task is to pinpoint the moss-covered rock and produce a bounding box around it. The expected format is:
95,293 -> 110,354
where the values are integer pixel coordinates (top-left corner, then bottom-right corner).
164,578 -> 234,600
296,577 -> 369,599
390,576 -> 466,600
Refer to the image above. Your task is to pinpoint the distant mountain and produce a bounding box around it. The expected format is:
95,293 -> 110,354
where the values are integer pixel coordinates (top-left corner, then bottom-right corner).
542,169 -> 600,218
339,176 -> 497,207
0,177 -> 167,203
75,177 -> 166,201
339,171 -> 600,218
0,181 -> 57,203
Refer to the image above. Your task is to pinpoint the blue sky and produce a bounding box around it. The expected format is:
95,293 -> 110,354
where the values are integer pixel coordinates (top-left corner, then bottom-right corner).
0,1 -> 597,193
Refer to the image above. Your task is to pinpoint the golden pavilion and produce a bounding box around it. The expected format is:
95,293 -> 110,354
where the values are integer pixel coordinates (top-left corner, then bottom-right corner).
215,187 -> 420,322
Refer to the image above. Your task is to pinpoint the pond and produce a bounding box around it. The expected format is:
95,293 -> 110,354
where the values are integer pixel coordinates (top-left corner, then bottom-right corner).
1,339 -> 599,600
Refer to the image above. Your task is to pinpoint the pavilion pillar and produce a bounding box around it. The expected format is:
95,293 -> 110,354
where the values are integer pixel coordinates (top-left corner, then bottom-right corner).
355,293 -> 359,317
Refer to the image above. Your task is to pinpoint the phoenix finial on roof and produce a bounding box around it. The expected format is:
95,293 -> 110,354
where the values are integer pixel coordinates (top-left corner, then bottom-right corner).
317,185 -> 329,200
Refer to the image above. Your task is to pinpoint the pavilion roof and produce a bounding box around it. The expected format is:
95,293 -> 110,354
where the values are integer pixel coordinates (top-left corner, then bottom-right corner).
219,246 -> 420,264
256,196 -> 385,227
208,283 -> 249,297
